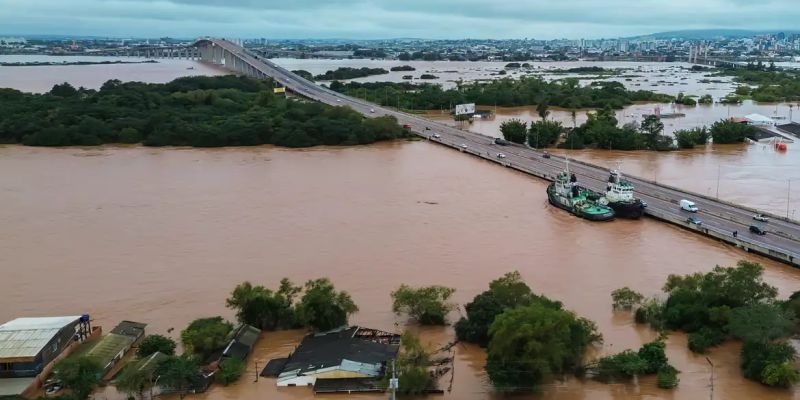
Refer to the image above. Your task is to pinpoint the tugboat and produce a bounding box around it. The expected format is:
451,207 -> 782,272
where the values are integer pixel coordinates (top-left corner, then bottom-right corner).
547,169 -> 615,221
604,169 -> 646,219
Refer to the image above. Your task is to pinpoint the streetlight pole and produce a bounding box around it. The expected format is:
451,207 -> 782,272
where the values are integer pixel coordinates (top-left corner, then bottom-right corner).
788,179 -> 793,219
716,164 -> 721,199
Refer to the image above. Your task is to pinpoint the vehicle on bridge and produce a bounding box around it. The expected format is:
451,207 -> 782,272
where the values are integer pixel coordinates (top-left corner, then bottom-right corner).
753,213 -> 770,222
749,225 -> 767,235
543,152 -> 551,159
403,124 -> 412,130
497,153 -> 506,159
494,138 -> 510,146
432,134 -> 441,139
687,216 -> 702,226
680,199 -> 699,212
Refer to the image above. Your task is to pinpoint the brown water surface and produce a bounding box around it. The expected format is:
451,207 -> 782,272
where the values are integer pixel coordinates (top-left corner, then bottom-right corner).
2,143 -> 800,399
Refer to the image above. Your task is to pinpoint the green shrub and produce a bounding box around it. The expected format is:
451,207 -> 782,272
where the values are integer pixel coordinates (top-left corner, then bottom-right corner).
657,365 -> 680,389
216,358 -> 246,385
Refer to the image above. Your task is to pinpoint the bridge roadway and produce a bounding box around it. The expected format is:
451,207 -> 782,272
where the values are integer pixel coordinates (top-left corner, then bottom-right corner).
207,38 -> 800,267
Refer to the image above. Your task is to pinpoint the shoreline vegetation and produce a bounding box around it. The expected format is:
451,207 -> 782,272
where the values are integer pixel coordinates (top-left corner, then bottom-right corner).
0,60 -> 158,67
0,75 -> 410,148
57,260 -> 791,399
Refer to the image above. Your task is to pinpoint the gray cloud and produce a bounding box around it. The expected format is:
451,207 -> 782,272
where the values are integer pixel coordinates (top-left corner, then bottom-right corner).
0,0 -> 798,39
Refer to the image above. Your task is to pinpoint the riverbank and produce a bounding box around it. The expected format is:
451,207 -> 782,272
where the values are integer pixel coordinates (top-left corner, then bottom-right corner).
0,60 -> 158,67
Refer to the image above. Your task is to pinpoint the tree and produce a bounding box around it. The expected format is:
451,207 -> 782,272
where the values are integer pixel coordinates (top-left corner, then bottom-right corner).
637,340 -> 668,374
115,362 -> 155,400
391,284 -> 455,325
761,362 -> 800,387
54,356 -> 103,400
50,82 -> 79,97
594,350 -> 648,382
216,358 -> 246,385
384,331 -> 433,395
611,287 -> 644,310
640,115 -> 665,150
455,271 -> 557,346
536,101 -> 550,120
528,120 -> 563,148
499,119 -> 527,144
675,127 -> 708,149
727,303 -> 795,344
137,334 -> 176,358
180,317 -> 232,359
741,340 -> 797,385
157,355 -> 201,399
710,119 -> 757,144
226,279 -> 300,330
296,278 -> 358,331
657,365 -> 680,389
485,303 -> 601,390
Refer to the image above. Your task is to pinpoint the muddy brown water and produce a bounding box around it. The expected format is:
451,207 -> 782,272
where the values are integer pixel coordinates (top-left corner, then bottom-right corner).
2,143 -> 800,399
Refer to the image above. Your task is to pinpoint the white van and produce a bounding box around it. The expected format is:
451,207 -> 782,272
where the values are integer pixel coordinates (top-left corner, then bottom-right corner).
680,199 -> 698,212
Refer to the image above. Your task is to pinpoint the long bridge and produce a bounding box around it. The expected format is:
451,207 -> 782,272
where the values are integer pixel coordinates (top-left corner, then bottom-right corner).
192,38 -> 800,268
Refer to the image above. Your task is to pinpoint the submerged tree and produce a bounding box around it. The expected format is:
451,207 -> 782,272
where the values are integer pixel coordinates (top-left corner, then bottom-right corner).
296,278 -> 358,331
391,284 -> 456,325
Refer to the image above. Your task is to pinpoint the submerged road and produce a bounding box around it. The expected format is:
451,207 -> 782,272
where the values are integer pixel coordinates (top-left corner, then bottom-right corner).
208,38 -> 800,267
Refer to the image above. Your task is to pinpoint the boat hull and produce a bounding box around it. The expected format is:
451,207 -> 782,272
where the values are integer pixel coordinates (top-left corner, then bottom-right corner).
609,201 -> 645,219
547,184 -> 615,221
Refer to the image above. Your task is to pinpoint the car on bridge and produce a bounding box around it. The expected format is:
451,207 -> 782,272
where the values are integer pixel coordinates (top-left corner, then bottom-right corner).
749,225 -> 767,235
461,144 -> 468,149
753,213 -> 770,222
680,199 -> 698,212
687,216 -> 702,226
432,134 -> 441,139
543,152 -> 551,159
497,153 -> 506,159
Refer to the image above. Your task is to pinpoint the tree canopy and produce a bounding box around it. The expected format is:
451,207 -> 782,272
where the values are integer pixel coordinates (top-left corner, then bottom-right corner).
485,302 -> 602,391
136,334 -> 176,358
296,278 -> 358,331
391,284 -> 455,325
180,317 -> 233,360
226,279 -> 300,330
156,355 -> 202,399
0,76 -> 409,148
54,356 -> 103,400
455,271 -> 561,347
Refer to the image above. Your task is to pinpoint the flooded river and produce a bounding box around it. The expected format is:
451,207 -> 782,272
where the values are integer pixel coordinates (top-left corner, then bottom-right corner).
3,57 -> 800,399
2,143 -> 800,400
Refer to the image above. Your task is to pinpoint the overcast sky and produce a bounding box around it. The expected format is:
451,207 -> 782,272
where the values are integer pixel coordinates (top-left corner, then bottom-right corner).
1,0 -> 798,40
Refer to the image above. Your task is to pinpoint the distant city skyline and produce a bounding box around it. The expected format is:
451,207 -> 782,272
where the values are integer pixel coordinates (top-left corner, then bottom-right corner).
1,0 -> 799,40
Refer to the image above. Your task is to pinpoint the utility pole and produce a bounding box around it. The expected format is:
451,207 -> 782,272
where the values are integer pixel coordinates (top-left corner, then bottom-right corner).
389,359 -> 398,400
716,164 -> 720,199
788,179 -> 793,219
706,357 -> 714,400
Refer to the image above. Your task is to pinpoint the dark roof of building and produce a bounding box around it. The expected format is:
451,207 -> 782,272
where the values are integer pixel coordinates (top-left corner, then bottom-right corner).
110,321 -> 147,340
752,127 -> 781,141
222,324 -> 261,361
313,377 -> 383,394
281,327 -> 400,375
778,122 -> 800,136
260,358 -> 288,377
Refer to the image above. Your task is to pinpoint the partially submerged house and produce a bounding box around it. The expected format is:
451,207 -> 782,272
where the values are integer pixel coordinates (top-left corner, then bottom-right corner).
221,324 -> 260,362
266,326 -> 399,392
0,315 -> 92,398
